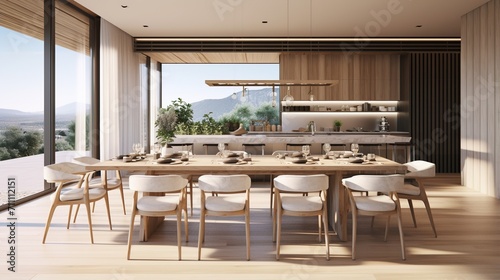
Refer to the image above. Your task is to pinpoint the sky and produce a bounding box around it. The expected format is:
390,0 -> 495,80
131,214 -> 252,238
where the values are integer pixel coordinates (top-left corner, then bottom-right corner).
0,26 -> 85,113
162,63 -> 279,106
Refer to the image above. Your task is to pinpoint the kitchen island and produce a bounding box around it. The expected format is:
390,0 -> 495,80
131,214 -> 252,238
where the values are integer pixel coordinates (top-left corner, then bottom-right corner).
171,131 -> 411,156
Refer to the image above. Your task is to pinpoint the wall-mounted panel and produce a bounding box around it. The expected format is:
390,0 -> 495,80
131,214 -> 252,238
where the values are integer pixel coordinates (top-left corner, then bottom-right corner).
279,53 -> 400,101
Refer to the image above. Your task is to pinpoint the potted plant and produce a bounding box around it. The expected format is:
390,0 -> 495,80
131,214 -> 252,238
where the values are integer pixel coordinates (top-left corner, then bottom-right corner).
333,120 -> 342,132
155,107 -> 177,156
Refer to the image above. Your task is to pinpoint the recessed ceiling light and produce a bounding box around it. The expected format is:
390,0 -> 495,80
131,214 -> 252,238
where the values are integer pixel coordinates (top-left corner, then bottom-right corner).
262,20 -> 268,24
143,25 -> 149,28
121,5 -> 128,8
416,25 -> 422,28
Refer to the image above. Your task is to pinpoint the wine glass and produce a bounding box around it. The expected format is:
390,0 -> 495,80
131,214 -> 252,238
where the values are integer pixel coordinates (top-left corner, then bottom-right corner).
132,143 -> 140,154
153,143 -> 161,153
351,143 -> 359,154
302,145 -> 310,158
217,143 -> 226,157
323,143 -> 331,155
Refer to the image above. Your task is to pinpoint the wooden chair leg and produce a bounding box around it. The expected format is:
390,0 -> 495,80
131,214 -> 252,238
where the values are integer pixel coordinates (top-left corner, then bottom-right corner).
245,208 -> 251,261
322,208 -> 330,260
396,211 -> 406,260
176,209 -> 182,260
119,185 -> 127,215
103,193 -> 112,230
422,198 -> 438,237
407,199 -> 417,227
42,204 -> 57,244
351,213 -> 357,260
84,201 -> 94,244
126,210 -> 137,260
197,211 -> 205,260
275,206 -> 282,260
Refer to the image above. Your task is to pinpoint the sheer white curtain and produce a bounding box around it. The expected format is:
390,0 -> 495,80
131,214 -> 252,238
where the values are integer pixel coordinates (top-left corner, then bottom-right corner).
100,19 -> 143,160
149,60 -> 161,148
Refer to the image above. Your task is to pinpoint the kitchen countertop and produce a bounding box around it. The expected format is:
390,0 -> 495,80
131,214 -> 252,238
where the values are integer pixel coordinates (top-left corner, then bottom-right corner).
173,132 -> 411,145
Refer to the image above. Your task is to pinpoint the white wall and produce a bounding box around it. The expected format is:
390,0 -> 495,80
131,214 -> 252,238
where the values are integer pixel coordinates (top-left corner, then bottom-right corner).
461,0 -> 500,198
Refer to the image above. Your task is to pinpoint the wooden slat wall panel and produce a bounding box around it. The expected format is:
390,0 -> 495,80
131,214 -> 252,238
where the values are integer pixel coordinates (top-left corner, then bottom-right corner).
0,0 -> 90,55
409,53 -> 461,173
461,0 -> 500,198
279,52 -> 400,101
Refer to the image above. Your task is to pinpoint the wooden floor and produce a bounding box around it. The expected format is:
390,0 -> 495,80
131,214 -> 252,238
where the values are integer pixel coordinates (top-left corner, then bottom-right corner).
3,174 -> 500,279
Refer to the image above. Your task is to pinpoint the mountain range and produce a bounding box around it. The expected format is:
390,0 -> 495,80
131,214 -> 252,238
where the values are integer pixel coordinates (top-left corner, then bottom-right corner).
0,88 -> 280,125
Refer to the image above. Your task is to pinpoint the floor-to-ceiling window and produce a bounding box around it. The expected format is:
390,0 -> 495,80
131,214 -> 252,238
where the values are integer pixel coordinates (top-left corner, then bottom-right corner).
0,0 -> 45,207
54,0 -> 91,163
0,0 -> 93,209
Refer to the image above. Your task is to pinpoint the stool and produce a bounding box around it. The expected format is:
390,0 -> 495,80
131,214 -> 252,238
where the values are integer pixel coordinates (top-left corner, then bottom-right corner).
242,143 -> 265,155
358,143 -> 383,156
167,143 -> 194,155
321,143 -> 347,154
202,143 -> 228,155
286,143 -> 310,151
390,142 -> 412,163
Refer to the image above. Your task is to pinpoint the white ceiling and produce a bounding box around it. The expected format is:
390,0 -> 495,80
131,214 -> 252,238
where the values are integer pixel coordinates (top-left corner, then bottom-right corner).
73,0 -> 489,63
74,0 -> 488,37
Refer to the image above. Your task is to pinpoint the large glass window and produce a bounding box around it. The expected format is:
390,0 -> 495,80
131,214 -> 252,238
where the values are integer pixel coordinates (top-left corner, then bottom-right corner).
0,0 -> 45,206
0,0 -> 93,209
54,1 -> 91,163
161,64 -> 279,133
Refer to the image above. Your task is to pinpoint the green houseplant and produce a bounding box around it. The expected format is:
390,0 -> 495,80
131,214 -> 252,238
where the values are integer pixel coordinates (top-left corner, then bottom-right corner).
333,120 -> 342,132
155,107 -> 177,145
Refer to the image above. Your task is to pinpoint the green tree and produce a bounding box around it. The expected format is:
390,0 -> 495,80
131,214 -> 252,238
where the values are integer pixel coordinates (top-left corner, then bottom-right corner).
66,115 -> 90,150
254,103 -> 279,125
0,126 -> 43,159
168,98 -> 194,134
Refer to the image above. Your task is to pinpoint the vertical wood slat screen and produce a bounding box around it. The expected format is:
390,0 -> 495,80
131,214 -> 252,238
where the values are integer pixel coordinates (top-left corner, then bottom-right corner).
410,53 -> 461,173
0,0 -> 89,55
461,0 -> 500,198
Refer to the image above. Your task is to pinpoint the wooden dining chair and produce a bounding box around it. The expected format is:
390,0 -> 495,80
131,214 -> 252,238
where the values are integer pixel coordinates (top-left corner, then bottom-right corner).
42,162 -> 112,244
273,174 -> 330,260
127,174 -> 188,260
72,156 -> 126,218
197,174 -> 252,260
342,174 -> 406,260
399,160 -> 437,237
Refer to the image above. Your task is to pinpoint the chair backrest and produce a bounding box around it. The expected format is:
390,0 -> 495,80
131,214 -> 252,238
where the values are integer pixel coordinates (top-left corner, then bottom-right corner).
273,174 -> 329,193
44,162 -> 86,183
73,156 -> 100,165
342,174 -> 404,193
129,175 -> 188,193
198,175 -> 251,193
404,160 -> 435,178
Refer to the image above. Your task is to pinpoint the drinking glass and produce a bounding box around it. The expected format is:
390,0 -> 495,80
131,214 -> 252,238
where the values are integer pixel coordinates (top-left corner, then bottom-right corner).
217,143 -> 226,157
323,143 -> 331,155
351,143 -> 359,154
153,143 -> 162,154
302,145 -> 310,157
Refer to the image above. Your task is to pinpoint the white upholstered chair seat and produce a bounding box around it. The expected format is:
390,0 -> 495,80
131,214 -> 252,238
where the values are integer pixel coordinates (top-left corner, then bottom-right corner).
137,196 -> 179,212
281,196 -> 323,212
399,183 -> 421,196
88,178 -> 121,188
205,196 -> 246,212
354,196 -> 397,212
51,186 -> 106,202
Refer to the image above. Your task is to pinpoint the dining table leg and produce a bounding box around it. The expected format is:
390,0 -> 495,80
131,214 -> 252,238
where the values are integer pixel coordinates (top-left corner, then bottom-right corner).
328,171 -> 348,241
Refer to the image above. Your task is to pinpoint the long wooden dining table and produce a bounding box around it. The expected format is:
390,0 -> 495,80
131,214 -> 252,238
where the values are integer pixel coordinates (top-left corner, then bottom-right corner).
85,154 -> 407,241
